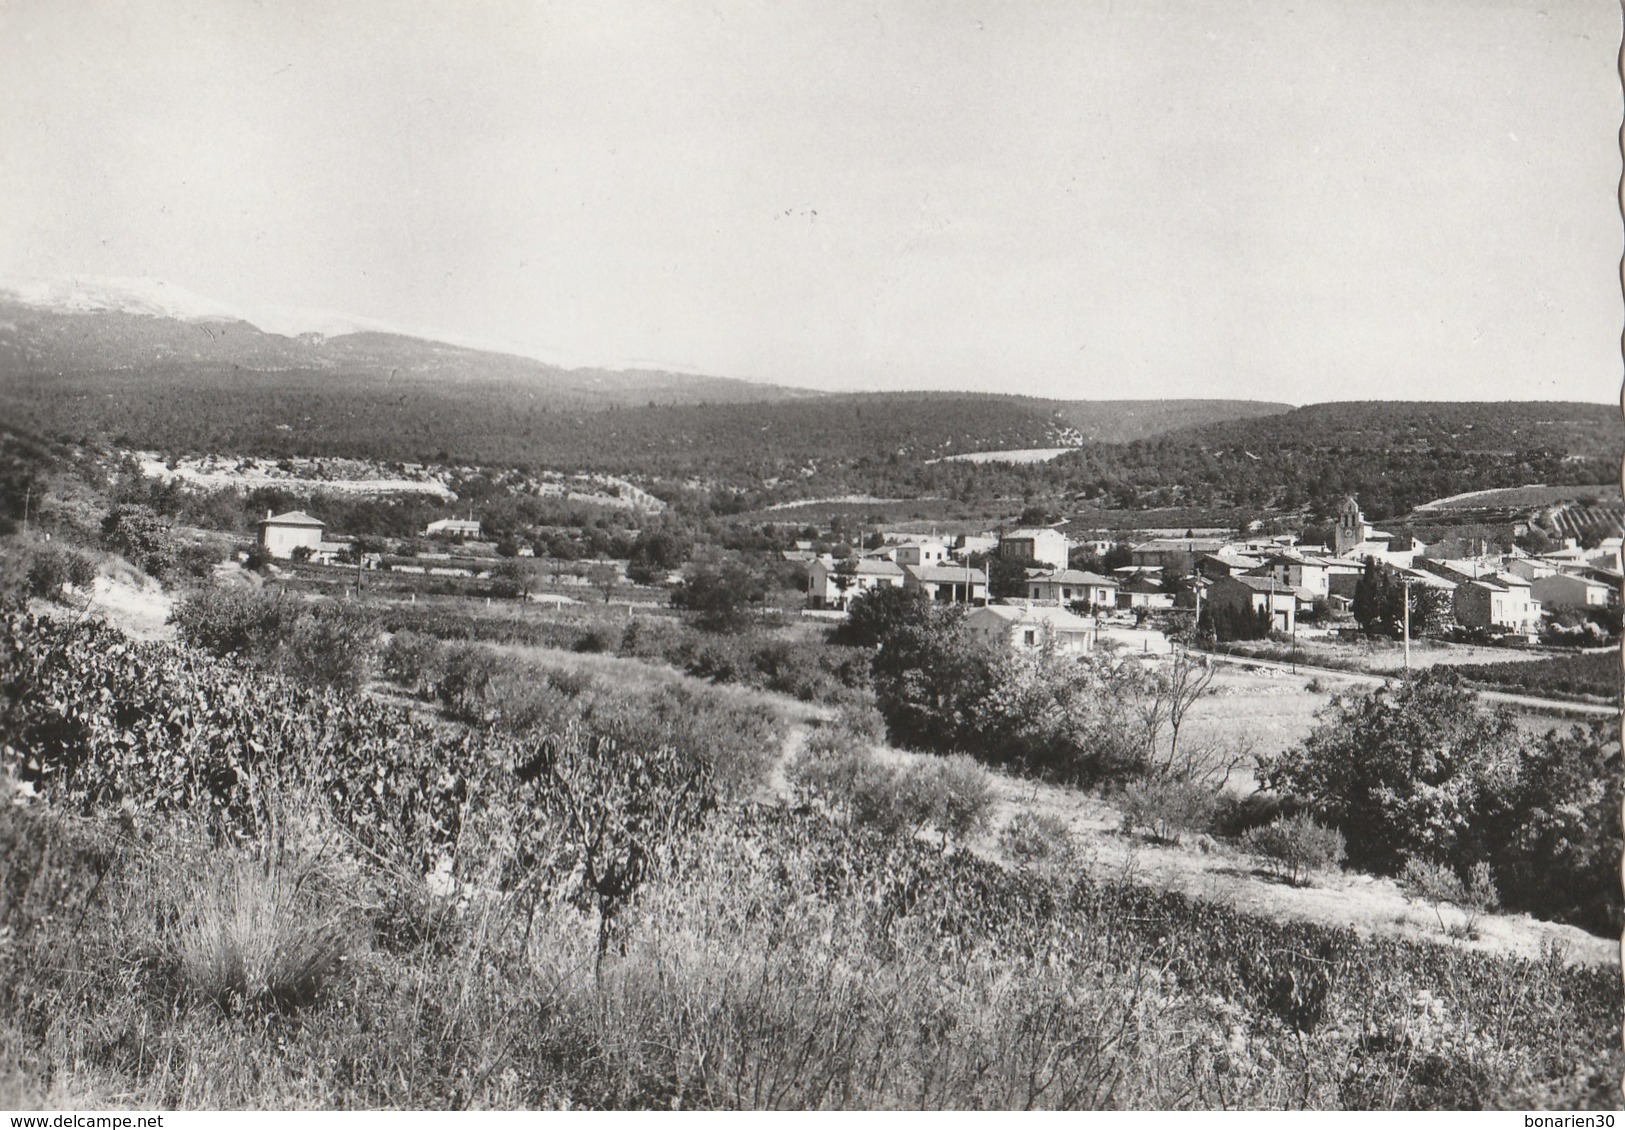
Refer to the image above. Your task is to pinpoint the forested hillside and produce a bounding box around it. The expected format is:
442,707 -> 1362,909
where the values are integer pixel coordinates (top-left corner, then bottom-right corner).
860,401 -> 1622,522
1,297 -> 1616,520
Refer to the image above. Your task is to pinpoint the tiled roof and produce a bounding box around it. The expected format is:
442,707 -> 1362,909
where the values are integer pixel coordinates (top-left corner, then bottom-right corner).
1220,575 -> 1296,595
971,604 -> 1092,630
1030,569 -> 1118,586
906,564 -> 987,584
260,510 -> 324,527
845,559 -> 904,576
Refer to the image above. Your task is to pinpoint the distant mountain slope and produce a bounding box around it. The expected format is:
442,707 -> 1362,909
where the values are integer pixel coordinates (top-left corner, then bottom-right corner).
0,290 -> 1291,475
0,295 -> 814,409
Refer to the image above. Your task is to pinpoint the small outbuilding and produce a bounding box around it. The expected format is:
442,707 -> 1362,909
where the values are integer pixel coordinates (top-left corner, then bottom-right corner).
257,510 -> 326,560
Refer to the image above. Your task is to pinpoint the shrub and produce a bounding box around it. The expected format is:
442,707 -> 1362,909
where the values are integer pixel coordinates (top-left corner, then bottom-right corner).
25,546 -> 70,602
1488,720 -> 1622,936
20,544 -> 99,604
101,503 -> 177,579
1244,814 -> 1345,885
65,549 -> 97,590
171,585 -> 295,656
834,585 -> 932,648
171,585 -> 378,688
573,626 -> 616,653
286,601 -> 380,691
1257,670 -> 1521,874
998,807 -> 1079,872
790,738 -> 995,847
582,683 -> 782,802
671,555 -> 765,633
381,630 -> 446,698
896,755 -> 997,850
437,643 -> 503,723
833,702 -> 888,745
787,726 -> 881,819
1117,779 -> 1215,845
1401,858 -> 1500,938
1210,791 -> 1293,838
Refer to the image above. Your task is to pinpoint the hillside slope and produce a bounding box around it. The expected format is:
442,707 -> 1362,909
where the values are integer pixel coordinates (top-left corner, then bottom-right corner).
0,295 -> 1289,475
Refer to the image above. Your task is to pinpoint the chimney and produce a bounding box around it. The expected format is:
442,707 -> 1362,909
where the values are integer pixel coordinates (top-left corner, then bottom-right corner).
266,509 -> 272,520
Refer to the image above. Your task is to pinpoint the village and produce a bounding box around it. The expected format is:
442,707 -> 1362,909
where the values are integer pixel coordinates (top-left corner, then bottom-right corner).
250,490 -> 1623,670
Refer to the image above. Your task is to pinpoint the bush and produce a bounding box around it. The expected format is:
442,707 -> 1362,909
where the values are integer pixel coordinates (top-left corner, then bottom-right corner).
833,585 -> 932,648
573,626 -> 616,653
25,546 -> 70,602
437,643 -> 503,723
1244,814 -> 1345,885
381,631 -> 446,698
1488,721 -> 1622,936
171,585 -> 296,657
172,585 -> 379,689
791,735 -> 993,849
582,683 -> 782,802
1117,779 -> 1216,845
286,601 -> 380,692
788,728 -> 895,826
1257,670 -> 1521,875
998,807 -> 1079,872
1401,858 -> 1499,938
101,503 -> 177,579
896,755 -> 997,850
1210,791 -> 1293,838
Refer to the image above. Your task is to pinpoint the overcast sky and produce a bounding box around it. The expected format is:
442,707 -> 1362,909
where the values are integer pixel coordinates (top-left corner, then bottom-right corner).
1,0 -> 1618,403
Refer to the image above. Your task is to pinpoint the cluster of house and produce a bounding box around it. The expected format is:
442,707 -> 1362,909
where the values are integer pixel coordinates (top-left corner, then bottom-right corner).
799,496 -> 1623,650
254,511 -> 489,574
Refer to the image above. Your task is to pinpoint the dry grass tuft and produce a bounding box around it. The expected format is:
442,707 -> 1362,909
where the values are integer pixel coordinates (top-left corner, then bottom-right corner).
165,849 -> 350,1014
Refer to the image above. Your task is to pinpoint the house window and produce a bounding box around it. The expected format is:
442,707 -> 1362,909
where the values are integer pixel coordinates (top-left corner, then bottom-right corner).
1023,629 -> 1037,645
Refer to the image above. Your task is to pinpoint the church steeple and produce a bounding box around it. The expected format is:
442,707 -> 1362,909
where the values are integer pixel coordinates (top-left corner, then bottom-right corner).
1335,497 -> 1367,557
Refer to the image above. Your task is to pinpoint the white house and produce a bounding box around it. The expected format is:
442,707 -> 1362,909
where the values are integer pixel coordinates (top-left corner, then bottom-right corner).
1453,574 -> 1542,635
1530,572 -> 1611,612
999,527 -> 1071,570
257,510 -> 326,560
1252,552 -> 1332,597
891,541 -> 952,568
964,604 -> 1096,654
807,556 -> 906,610
902,563 -> 987,604
425,518 -> 483,540
1505,556 -> 1560,582
1206,574 -> 1298,634
1116,575 -> 1176,611
1026,568 -> 1118,609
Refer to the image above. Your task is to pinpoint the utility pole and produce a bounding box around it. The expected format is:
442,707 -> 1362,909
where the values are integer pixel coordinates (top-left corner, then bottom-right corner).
1402,576 -> 1412,672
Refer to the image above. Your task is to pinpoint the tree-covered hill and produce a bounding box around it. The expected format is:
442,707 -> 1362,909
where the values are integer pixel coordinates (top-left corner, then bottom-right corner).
0,298 -> 1289,475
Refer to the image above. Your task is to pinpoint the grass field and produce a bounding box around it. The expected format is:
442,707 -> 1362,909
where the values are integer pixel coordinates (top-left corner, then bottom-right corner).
1210,634 -> 1556,676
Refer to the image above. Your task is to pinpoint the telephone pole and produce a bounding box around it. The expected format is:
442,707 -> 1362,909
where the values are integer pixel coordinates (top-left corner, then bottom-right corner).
1402,577 -> 1412,672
